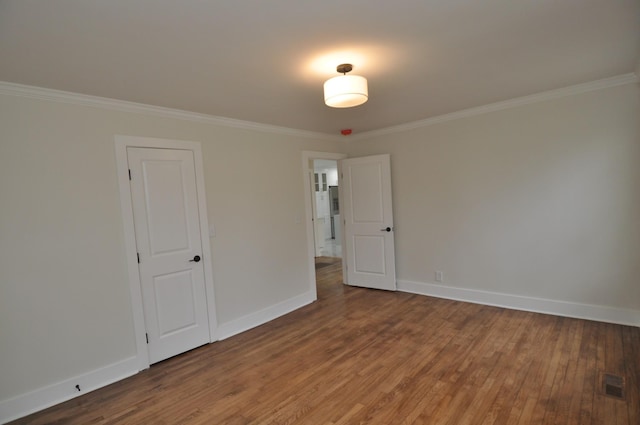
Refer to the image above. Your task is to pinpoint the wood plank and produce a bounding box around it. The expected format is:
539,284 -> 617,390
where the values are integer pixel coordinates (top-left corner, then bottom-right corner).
9,260 -> 640,424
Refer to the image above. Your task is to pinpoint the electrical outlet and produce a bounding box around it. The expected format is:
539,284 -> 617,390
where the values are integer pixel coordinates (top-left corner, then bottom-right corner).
435,271 -> 444,282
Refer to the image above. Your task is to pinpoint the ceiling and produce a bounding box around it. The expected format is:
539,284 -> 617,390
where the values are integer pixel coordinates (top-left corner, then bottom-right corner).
1,0 -> 638,136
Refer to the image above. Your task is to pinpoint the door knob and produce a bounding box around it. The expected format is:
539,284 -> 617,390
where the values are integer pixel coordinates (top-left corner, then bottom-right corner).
381,227 -> 392,232
189,255 -> 201,263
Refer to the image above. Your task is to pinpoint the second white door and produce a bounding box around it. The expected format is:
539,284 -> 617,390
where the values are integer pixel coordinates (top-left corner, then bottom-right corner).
341,154 -> 396,291
127,147 -> 210,364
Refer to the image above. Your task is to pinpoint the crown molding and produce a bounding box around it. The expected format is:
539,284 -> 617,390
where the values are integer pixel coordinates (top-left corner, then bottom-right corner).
1,73 -> 637,142
0,81 -> 341,141
350,73 -> 639,141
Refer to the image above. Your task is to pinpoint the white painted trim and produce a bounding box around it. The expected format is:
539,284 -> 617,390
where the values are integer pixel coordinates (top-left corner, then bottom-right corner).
114,135 -> 219,372
114,138 -> 150,371
351,73 -> 639,141
398,279 -> 640,327
337,159 -> 348,287
1,74 -> 636,142
301,151 -> 347,298
0,81 -> 341,141
216,290 -> 315,340
0,356 -> 138,424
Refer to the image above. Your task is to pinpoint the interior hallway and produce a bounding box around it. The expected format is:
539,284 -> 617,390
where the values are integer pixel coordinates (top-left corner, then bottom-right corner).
317,236 -> 342,258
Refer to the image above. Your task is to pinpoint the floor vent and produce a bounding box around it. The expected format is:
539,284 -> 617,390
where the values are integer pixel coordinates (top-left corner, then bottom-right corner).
602,373 -> 625,400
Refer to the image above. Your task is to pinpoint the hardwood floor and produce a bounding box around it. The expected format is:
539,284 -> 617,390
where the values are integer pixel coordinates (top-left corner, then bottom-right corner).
11,257 -> 639,424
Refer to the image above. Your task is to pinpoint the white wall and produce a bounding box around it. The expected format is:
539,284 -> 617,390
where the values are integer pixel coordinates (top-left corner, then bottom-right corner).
348,82 -> 640,314
2,78 -> 638,421
0,91 -> 344,415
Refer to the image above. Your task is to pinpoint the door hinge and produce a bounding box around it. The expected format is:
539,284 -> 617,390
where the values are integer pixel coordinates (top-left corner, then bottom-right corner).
128,169 -> 132,180
137,252 -> 140,263
145,333 -> 149,344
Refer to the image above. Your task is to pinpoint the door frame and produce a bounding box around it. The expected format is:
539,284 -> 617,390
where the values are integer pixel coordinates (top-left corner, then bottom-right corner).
302,151 -> 347,298
115,135 -> 218,371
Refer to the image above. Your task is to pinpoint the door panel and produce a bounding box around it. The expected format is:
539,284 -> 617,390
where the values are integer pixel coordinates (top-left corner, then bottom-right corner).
350,162 -> 384,223
353,235 -> 386,275
154,270 -> 197,336
128,147 -> 210,364
142,160 -> 191,255
342,154 -> 396,291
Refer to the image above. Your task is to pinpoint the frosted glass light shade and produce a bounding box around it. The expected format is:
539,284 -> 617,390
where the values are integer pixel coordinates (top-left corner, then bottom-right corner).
324,74 -> 368,108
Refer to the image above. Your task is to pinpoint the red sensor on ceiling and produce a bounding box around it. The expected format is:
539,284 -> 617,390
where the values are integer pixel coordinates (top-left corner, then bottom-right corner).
341,129 -> 353,136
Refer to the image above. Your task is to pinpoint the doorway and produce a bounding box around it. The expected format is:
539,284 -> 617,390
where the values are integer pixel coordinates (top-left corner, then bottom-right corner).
116,135 -> 218,370
302,151 -> 346,300
303,151 -> 398,297
312,159 -> 342,258
312,159 -> 343,299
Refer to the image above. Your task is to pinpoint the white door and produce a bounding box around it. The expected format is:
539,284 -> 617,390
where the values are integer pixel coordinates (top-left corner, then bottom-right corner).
341,154 -> 396,290
127,147 -> 210,364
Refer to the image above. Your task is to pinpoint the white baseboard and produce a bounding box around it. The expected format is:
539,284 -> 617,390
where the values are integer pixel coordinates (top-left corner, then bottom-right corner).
4,284 -> 634,424
0,356 -> 138,424
397,280 -> 640,327
0,292 -> 316,423
216,290 -> 316,340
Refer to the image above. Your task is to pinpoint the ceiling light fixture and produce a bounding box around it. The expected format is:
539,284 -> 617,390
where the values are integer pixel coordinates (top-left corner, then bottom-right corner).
323,64 -> 368,108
